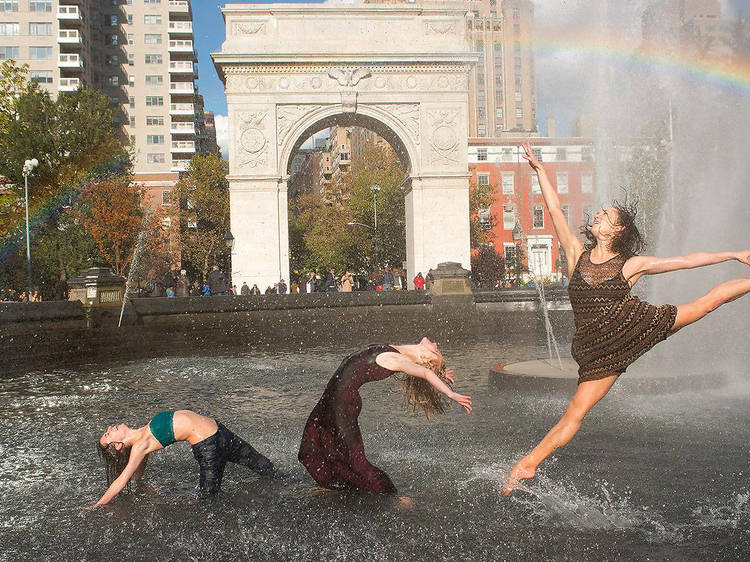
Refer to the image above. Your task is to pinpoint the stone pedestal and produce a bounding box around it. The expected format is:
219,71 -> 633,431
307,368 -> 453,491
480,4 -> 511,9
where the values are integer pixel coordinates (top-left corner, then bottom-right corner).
427,262 -> 471,295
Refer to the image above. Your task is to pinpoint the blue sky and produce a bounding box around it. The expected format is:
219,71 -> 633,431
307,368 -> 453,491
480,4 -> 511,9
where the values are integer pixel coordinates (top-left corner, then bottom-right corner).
193,1 -> 328,117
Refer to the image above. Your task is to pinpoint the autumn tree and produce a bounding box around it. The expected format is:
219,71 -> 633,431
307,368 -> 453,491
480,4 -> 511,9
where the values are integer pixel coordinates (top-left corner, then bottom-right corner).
76,175 -> 144,276
174,154 -> 230,280
470,244 -> 505,289
469,176 -> 496,248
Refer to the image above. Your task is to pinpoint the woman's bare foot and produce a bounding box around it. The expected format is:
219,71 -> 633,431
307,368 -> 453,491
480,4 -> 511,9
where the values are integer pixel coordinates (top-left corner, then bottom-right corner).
502,458 -> 536,496
397,495 -> 415,510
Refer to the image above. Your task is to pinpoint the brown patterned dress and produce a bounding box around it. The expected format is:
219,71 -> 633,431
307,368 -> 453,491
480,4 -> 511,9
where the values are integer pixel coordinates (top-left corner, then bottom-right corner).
568,251 -> 678,384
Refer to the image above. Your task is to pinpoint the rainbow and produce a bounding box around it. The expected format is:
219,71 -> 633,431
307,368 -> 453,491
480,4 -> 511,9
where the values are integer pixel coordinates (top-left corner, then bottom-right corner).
518,31 -> 750,96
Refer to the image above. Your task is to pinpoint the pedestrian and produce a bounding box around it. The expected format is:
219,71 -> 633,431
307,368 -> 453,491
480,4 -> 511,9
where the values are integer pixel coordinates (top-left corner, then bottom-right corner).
201,280 -> 211,296
325,269 -> 337,292
265,285 -> 275,295
306,272 -> 316,293
340,270 -> 353,292
278,279 -> 287,294
250,283 -> 261,295
190,281 -> 202,296
382,268 -> 395,291
413,272 -> 425,291
162,266 -> 177,298
241,282 -> 250,296
176,269 -> 190,297
208,265 -> 228,296
230,285 -> 237,295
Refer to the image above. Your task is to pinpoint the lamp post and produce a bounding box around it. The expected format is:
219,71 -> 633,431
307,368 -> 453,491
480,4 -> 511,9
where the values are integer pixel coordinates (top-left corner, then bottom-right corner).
370,184 -> 380,231
512,221 -> 523,286
223,230 -> 234,286
22,158 -> 39,303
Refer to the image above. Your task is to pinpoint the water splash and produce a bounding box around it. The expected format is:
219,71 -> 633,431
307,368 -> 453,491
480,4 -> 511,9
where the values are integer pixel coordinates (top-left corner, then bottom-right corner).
692,491 -> 750,530
118,213 -> 151,328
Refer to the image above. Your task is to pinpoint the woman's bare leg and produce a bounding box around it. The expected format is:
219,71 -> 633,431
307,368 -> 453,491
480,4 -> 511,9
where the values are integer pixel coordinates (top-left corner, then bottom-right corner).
502,374 -> 619,495
671,278 -> 750,334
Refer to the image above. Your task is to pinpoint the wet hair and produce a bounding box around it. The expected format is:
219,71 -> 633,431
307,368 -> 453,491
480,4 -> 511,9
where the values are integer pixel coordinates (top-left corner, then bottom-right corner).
395,357 -> 453,420
97,441 -> 133,493
580,198 -> 645,258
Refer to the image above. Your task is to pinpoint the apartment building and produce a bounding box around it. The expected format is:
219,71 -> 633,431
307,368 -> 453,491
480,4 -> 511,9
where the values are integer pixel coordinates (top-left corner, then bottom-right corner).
0,0 -> 207,209
642,0 -> 734,53
468,138 -> 596,281
364,0 -> 538,137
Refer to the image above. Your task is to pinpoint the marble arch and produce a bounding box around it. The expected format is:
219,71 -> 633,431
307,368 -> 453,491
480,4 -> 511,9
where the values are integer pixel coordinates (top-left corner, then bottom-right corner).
212,3 -> 476,289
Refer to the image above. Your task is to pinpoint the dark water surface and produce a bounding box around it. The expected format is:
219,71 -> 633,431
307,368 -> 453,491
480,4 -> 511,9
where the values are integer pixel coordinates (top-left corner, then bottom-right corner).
1,341 -> 749,561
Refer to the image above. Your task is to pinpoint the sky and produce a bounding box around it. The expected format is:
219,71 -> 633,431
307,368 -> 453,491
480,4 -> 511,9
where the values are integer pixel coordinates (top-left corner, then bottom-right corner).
194,0 -> 747,152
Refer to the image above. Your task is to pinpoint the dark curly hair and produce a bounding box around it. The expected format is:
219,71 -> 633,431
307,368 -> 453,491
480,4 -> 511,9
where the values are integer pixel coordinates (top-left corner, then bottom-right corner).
97,442 -> 133,493
580,198 -> 645,258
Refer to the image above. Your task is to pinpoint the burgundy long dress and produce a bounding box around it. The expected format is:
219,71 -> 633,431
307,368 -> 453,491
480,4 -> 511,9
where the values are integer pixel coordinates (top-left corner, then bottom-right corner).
298,344 -> 399,494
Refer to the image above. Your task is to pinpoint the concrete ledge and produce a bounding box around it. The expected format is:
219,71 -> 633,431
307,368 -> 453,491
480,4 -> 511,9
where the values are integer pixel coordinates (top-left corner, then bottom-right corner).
0,301 -> 86,324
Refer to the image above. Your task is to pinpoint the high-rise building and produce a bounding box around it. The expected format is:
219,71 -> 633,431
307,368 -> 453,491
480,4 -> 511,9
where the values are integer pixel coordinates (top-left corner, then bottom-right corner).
0,0 -> 208,208
363,0 -> 538,137
642,0 -> 732,54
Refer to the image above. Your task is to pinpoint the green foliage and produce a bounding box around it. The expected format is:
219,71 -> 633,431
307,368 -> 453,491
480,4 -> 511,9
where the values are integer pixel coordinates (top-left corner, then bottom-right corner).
470,245 -> 505,288
174,154 -> 230,280
469,177 -> 496,248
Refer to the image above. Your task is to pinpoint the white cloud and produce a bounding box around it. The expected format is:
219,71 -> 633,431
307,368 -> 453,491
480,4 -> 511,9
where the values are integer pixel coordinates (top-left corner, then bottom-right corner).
214,114 -> 229,160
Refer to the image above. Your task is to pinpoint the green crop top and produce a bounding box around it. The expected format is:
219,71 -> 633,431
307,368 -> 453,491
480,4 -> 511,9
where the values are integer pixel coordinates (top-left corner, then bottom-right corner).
149,411 -> 176,447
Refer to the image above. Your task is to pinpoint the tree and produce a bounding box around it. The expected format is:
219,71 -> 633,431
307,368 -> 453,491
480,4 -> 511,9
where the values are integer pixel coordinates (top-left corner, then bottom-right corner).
471,244 -> 505,289
76,175 -> 144,276
174,154 -> 230,280
469,177 -> 496,248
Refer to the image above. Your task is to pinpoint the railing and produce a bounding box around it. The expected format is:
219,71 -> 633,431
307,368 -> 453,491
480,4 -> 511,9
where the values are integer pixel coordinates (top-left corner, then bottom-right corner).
169,0 -> 190,12
57,5 -> 81,20
170,122 -> 196,133
171,159 -> 190,171
168,40 -> 193,51
58,53 -> 82,67
169,61 -> 194,72
171,140 -> 196,151
58,78 -> 81,91
169,82 -> 194,93
168,21 -> 193,33
170,103 -> 194,114
57,29 -> 81,43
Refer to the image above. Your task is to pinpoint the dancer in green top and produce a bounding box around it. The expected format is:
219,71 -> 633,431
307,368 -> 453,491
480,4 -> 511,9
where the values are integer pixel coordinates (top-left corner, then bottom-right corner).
93,409 -> 279,507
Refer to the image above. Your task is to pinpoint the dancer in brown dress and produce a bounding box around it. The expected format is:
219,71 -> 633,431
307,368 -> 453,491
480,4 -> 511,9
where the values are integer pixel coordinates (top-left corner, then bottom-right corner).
502,141 -> 750,495
298,339 -> 472,494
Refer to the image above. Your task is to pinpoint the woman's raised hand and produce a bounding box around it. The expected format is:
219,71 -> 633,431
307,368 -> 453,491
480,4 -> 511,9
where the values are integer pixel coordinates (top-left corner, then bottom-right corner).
444,368 -> 455,385
450,392 -> 472,414
520,140 -> 541,170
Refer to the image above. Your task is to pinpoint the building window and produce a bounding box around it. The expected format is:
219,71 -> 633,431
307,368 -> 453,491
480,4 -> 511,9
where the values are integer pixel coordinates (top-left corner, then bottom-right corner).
30,70 -> 52,84
128,33 -> 134,45
147,153 -> 166,164
110,15 -> 118,26
496,108 -> 503,120
557,172 -> 568,193
29,22 -> 52,36
145,75 -> 164,86
161,190 -> 171,205
145,96 -> 164,106
581,174 -> 593,193
515,91 -> 522,102
501,148 -> 514,162
494,42 -> 502,53
556,147 -> 567,161
128,54 -> 134,66
30,46 -> 52,60
0,46 -> 19,60
0,1 -> 19,12
533,205 -> 544,228
129,96 -> 135,108
107,76 -> 119,86
127,14 -> 133,25
110,34 -> 118,46
145,33 -> 162,44
144,14 -> 162,24
129,116 -> 135,127
504,243 -> 517,265
513,7 -> 520,19
145,54 -> 163,64
503,207 -> 515,230
502,172 -> 514,194
532,148 -> 542,161
146,115 -> 164,126
582,146 -> 594,161
477,148 -> 488,161
476,40 -> 484,51
477,124 -> 487,137
531,175 -> 540,194
562,205 -> 570,225
516,108 -> 523,118
0,22 -> 19,35
478,173 -> 490,187
147,135 -> 164,145
477,106 -> 486,119
144,0 -> 162,3
29,1 -> 51,12
128,75 -> 135,86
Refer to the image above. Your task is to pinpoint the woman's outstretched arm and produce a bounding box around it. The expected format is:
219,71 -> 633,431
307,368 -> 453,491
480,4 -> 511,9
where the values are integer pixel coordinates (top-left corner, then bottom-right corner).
93,445 -> 148,507
623,250 -> 750,285
520,141 -> 585,275
376,353 -> 472,413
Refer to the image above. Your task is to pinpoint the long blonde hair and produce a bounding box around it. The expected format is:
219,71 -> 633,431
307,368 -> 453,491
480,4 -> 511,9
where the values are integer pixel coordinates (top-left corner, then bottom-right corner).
395,357 -> 453,420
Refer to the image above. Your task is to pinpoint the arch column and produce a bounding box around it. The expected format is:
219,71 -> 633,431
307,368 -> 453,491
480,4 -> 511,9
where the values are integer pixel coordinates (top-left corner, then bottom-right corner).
406,174 -> 471,287
229,176 -> 290,291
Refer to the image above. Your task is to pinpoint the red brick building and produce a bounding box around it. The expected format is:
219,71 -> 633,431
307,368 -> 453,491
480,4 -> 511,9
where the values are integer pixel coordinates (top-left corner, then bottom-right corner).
469,137 -> 596,282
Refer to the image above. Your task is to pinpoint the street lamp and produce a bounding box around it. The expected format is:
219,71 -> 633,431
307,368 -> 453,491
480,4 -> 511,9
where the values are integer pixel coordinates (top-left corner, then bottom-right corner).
370,184 -> 380,231
224,230 -> 234,286
512,221 -> 523,286
22,158 -> 39,303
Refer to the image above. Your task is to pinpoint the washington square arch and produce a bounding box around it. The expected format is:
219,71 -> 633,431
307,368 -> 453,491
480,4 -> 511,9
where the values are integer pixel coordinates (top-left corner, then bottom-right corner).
212,3 -> 478,290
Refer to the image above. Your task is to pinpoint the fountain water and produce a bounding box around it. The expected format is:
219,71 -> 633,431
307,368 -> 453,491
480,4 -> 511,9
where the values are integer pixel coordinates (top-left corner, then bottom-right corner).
117,213 -> 151,328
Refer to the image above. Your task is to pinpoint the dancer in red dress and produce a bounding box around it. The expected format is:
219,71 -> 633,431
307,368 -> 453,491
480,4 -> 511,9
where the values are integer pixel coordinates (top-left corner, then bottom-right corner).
298,339 -> 472,494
